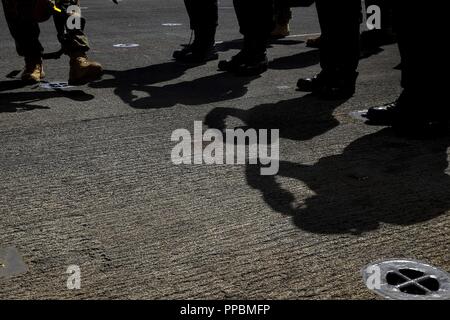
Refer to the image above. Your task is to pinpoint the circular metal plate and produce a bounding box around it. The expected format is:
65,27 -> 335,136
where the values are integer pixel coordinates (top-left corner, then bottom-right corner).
362,259 -> 450,300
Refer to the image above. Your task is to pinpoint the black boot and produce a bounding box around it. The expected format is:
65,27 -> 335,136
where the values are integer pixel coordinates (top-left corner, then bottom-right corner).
173,29 -> 218,63
297,71 -> 330,93
364,92 -> 450,129
318,71 -> 358,100
218,38 -> 268,76
364,101 -> 402,126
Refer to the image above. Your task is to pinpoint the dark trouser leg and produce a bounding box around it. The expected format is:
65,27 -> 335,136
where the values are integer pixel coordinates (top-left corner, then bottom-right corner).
184,0 -> 218,46
297,0 -> 360,97
395,4 -> 443,116
218,0 -> 273,74
54,0 -> 90,54
316,0 -> 361,77
233,0 -> 274,55
365,3 -> 445,125
2,0 -> 43,58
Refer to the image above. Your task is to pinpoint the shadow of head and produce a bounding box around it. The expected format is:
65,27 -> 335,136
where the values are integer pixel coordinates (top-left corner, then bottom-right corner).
246,128 -> 450,235
205,94 -> 347,141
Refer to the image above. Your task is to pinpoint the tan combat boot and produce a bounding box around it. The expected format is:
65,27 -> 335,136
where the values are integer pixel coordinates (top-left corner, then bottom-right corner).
68,52 -> 103,85
21,57 -> 45,83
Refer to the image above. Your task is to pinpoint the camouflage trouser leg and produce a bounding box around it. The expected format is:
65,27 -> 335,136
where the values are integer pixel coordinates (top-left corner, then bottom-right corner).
54,0 -> 90,54
1,0 -> 44,58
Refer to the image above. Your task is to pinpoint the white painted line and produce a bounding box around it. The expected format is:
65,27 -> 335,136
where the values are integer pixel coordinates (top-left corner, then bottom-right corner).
286,32 -> 321,38
162,23 -> 183,26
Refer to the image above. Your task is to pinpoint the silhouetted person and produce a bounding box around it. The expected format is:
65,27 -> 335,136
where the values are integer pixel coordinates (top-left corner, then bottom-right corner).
173,0 -> 219,63
218,0 -> 274,76
246,129 -> 450,234
1,0 -> 103,85
364,3 -> 447,130
297,0 -> 361,99
90,64 -> 255,110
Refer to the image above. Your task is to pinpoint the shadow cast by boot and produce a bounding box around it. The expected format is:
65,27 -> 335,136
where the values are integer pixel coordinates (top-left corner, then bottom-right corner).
215,38 -> 305,53
0,80 -> 94,113
269,49 -> 320,71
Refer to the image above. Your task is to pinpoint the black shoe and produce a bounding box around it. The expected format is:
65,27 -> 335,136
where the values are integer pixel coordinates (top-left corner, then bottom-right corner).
234,55 -> 268,76
173,45 -> 192,60
363,101 -> 400,125
218,51 -> 248,72
317,71 -> 358,100
364,99 -> 448,130
297,72 -> 358,100
219,52 -> 268,76
173,44 -> 218,64
318,82 -> 356,100
297,74 -> 326,92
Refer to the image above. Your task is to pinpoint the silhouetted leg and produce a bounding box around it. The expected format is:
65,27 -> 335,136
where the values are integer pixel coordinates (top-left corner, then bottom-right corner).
233,0 -> 274,55
396,3 -> 444,117
2,0 -> 45,82
298,0 -> 361,98
2,0 -> 43,58
174,0 -> 219,62
365,4 -> 446,126
185,0 -> 218,44
316,0 -> 361,79
218,0 -> 273,75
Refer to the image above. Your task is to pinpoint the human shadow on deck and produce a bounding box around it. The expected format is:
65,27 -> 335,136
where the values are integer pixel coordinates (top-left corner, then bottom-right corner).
90,61 -> 258,109
205,94 -> 345,141
0,80 -> 94,113
246,128 -> 450,234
